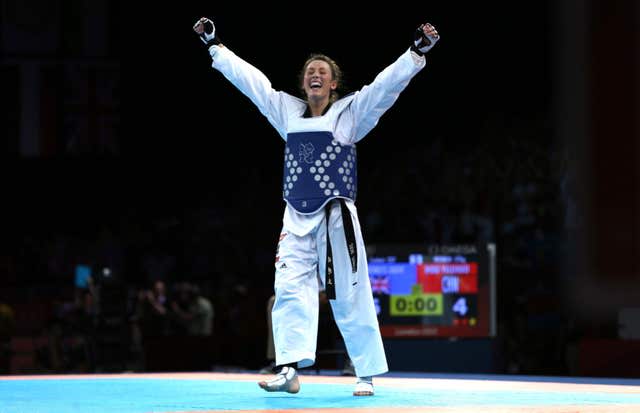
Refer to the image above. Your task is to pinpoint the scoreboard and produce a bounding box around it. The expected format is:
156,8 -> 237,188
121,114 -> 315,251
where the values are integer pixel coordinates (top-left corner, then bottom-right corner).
368,243 -> 496,338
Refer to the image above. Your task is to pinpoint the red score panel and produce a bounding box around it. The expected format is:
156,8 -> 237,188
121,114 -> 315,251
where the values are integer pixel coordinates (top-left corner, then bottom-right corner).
417,263 -> 478,293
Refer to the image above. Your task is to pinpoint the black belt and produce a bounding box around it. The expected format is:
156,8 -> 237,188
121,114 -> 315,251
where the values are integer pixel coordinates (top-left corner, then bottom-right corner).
324,199 -> 357,300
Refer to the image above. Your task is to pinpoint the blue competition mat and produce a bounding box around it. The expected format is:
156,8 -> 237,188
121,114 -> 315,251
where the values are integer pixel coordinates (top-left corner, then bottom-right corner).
1,374 -> 640,413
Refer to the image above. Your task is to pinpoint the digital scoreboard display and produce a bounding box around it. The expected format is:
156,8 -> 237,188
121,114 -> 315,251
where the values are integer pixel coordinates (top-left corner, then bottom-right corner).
368,243 -> 496,338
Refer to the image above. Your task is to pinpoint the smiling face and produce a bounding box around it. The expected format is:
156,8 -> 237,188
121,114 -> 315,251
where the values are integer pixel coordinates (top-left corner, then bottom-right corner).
302,60 -> 337,102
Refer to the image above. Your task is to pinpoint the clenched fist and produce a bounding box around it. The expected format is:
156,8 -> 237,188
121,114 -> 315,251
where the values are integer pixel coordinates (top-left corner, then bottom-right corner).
193,17 -> 220,47
412,23 -> 440,55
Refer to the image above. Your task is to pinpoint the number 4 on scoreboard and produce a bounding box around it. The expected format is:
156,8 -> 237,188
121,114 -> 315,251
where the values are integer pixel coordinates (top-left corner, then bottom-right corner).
452,297 -> 468,316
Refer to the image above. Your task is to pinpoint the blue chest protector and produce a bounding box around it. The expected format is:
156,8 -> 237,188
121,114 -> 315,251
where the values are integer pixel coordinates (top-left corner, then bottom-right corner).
283,131 -> 358,214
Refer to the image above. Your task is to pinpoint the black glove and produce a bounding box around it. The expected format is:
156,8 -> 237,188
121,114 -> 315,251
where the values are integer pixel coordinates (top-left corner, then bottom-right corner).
411,23 -> 439,56
193,17 -> 221,47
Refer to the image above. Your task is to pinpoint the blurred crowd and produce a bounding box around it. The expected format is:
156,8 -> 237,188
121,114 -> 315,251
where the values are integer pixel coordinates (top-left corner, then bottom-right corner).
1,114 -> 581,375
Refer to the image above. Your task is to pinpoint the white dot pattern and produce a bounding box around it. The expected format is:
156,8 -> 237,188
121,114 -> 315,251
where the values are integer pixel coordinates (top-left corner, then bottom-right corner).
304,139 -> 357,201
283,134 -> 357,208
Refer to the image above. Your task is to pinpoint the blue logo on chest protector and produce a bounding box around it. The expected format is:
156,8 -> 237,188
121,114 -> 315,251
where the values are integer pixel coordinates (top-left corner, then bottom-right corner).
283,131 -> 357,214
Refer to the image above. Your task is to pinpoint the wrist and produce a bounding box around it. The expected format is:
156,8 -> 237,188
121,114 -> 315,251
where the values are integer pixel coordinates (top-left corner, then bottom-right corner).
205,36 -> 221,48
409,48 -> 425,65
410,44 -> 425,57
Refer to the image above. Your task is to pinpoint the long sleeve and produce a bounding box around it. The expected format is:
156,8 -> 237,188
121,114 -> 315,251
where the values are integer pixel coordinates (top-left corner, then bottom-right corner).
336,49 -> 426,143
208,45 -> 306,139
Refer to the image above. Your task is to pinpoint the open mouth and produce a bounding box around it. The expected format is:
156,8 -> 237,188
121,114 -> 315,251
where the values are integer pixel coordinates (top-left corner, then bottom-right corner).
310,81 -> 322,89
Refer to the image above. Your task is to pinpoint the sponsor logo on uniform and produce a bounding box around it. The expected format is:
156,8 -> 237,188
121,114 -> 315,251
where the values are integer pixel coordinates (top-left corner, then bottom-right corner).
299,142 -> 315,164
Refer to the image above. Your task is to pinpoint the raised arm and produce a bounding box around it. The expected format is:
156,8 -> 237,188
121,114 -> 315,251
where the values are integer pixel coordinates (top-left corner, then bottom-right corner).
346,22 -> 440,142
193,17 -> 304,138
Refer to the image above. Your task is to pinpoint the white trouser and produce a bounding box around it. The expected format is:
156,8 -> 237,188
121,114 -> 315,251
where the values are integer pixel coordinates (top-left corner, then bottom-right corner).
272,201 -> 388,377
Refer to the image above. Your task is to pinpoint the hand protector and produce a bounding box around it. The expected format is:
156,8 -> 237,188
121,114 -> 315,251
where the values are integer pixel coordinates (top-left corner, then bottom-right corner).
411,23 -> 439,56
193,17 -> 221,47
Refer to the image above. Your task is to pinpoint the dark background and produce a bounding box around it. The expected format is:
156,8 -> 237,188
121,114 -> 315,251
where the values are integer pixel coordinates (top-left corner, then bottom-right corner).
1,0 -> 638,376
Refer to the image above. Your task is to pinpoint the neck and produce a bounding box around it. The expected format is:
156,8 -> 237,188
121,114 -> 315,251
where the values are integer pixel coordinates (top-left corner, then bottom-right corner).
307,96 -> 330,117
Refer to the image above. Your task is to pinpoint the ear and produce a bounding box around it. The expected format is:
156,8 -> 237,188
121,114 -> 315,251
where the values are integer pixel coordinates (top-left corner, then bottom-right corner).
330,80 -> 337,90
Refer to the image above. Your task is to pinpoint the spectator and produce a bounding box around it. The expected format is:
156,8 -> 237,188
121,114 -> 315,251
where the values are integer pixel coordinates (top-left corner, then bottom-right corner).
171,283 -> 214,336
